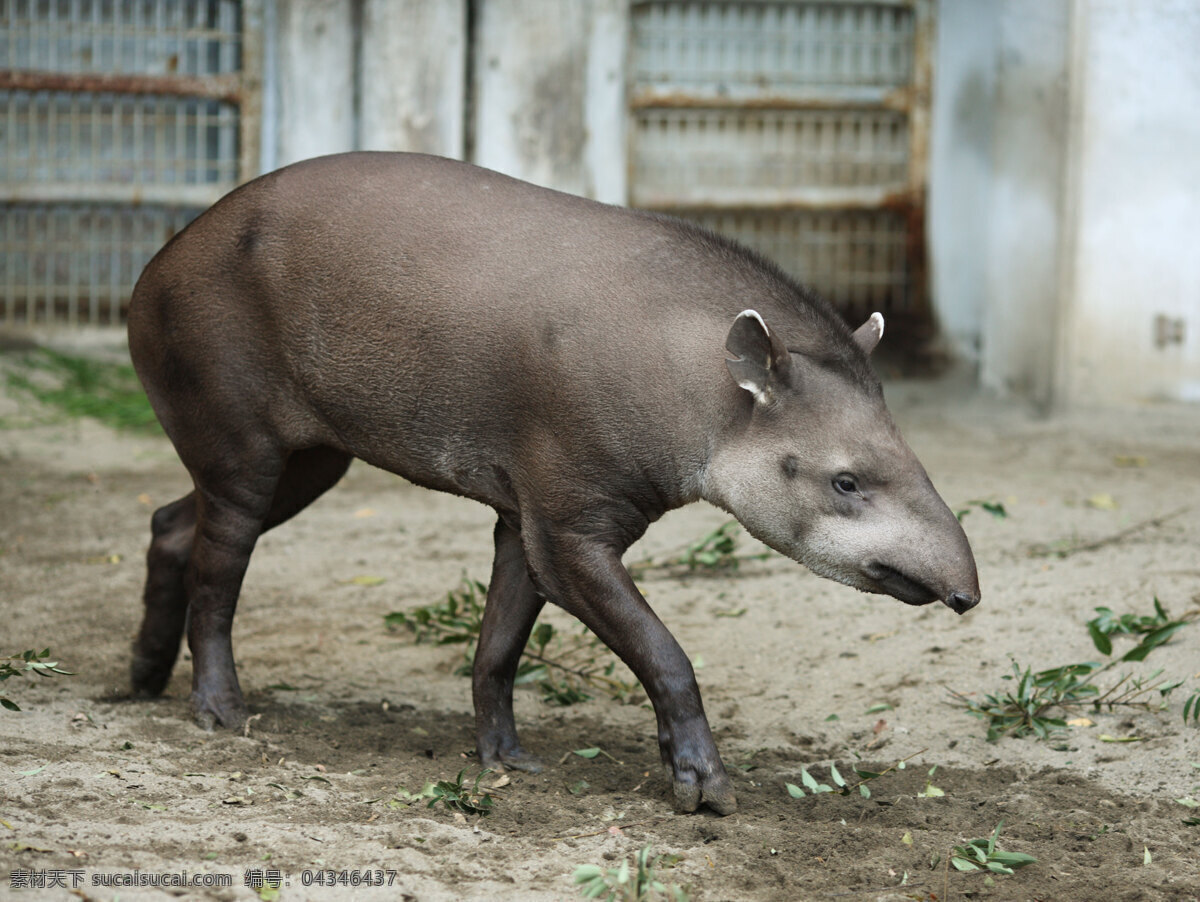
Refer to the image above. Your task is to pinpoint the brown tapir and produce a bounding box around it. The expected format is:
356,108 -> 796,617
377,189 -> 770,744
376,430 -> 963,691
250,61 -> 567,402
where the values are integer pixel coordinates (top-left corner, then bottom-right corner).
127,152 -> 979,815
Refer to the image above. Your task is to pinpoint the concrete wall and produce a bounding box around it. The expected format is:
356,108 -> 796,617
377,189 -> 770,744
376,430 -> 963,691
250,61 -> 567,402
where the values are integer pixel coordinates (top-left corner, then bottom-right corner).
473,0 -> 627,201
268,0 -> 466,168
931,0 -> 1200,406
1060,0 -> 1200,404
272,0 -> 357,167
360,0 -> 466,157
928,0 -> 999,365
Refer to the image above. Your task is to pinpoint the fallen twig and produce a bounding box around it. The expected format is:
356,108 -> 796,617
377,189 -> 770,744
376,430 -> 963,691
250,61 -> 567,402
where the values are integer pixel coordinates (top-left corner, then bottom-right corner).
1028,506 -> 1190,558
550,820 -> 655,842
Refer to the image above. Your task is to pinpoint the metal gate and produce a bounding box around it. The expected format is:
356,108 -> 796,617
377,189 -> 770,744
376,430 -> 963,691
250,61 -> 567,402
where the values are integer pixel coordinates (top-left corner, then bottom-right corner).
0,0 -> 261,325
629,0 -> 933,327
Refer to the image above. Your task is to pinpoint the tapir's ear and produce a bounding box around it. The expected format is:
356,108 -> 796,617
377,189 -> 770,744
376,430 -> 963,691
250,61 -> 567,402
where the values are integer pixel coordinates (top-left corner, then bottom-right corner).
852,312 -> 885,355
725,309 -> 792,404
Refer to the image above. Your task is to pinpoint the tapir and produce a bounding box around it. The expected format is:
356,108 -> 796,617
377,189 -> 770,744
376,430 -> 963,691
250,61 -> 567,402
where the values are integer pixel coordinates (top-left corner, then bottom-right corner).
127,152 -> 979,816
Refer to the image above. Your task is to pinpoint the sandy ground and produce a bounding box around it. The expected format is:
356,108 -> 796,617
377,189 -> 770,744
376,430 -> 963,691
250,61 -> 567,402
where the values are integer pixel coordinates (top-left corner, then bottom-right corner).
1,348 -> 1199,902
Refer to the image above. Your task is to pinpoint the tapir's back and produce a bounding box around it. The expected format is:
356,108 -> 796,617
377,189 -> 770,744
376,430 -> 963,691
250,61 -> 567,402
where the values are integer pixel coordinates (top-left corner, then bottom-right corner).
128,152 -> 856,505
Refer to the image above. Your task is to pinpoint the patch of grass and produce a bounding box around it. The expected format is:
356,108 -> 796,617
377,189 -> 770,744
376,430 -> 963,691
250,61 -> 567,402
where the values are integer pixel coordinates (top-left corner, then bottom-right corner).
574,845 -> 687,902
628,520 -> 770,579
386,577 -> 641,705
1,649 -> 73,712
4,347 -> 160,433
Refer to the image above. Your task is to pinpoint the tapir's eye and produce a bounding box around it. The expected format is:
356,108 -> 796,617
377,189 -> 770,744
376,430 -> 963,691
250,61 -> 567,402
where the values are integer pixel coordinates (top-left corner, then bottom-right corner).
833,475 -> 859,496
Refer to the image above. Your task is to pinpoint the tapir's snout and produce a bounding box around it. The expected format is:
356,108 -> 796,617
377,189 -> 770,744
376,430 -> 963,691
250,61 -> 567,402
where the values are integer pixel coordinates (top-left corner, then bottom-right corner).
945,591 -> 981,615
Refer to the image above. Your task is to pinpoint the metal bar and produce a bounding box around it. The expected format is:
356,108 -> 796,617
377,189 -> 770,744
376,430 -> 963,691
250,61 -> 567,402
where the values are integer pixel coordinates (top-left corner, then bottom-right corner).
634,187 -> 916,211
630,0 -> 918,7
2,182 -> 227,207
239,0 -> 264,183
0,70 -> 243,104
629,85 -> 914,112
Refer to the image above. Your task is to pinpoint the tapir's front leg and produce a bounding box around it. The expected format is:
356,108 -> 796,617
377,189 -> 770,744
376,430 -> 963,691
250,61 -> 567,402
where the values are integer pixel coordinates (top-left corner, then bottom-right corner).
524,528 -> 737,815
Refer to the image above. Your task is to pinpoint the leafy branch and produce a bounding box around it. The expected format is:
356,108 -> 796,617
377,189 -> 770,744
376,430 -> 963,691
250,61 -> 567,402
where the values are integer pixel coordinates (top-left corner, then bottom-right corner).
1,649 -> 74,712
786,748 -> 929,800
627,521 -> 769,579
952,598 -> 1196,740
386,578 -> 641,706
951,821 -> 1036,875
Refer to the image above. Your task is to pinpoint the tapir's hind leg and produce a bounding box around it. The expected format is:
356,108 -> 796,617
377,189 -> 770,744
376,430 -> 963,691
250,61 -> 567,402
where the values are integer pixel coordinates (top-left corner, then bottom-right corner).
474,518 -> 546,772
131,493 -> 198,697
130,445 -> 352,726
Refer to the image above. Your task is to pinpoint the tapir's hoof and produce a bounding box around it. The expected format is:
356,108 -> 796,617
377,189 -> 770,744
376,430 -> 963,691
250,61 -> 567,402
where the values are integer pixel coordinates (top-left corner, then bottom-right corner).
668,764 -> 738,816
479,744 -> 544,774
190,692 -> 248,732
130,654 -> 174,698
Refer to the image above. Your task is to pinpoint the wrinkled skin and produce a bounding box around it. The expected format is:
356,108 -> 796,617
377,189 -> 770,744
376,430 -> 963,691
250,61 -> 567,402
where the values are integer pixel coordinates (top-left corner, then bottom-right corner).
127,152 -> 979,817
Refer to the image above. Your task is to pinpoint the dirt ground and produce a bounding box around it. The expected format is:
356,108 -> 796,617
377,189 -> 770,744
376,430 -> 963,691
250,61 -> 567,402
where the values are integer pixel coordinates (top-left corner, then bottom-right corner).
2,344 -> 1199,902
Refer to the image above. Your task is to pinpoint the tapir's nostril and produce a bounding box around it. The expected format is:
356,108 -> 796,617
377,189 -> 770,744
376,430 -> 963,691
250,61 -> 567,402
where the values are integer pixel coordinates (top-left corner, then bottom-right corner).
946,592 -> 980,615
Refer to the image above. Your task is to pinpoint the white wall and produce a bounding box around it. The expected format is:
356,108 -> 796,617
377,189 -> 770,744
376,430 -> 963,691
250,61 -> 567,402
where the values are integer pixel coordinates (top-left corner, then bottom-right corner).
272,0 -> 356,168
928,0 -> 999,364
473,0 -> 627,202
931,0 -> 1200,406
1060,0 -> 1200,404
359,0 -> 467,157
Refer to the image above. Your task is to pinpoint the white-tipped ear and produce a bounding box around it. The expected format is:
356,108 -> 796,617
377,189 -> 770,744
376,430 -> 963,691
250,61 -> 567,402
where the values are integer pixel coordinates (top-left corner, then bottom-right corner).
852,312 -> 885,355
725,309 -> 792,404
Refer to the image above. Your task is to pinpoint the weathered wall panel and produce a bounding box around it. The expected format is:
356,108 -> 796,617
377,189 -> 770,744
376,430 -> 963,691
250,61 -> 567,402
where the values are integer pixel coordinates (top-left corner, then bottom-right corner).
472,0 -> 626,201
359,0 -> 466,157
977,0 -> 1071,404
1060,0 -> 1200,404
274,0 -> 355,166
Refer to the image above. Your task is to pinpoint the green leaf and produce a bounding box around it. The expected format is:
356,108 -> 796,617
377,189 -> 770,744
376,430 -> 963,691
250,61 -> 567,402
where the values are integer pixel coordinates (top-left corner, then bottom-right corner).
829,763 -> 846,787
950,857 -> 980,872
1088,620 -> 1113,656
785,782 -> 804,798
987,821 -> 1003,855
990,851 -> 1037,868
573,748 -> 601,759
865,702 -> 893,714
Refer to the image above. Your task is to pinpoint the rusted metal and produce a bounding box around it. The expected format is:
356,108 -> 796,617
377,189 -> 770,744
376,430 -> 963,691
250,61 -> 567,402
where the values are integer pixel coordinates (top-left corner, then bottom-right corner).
636,188 -> 916,213
2,0 -> 262,327
629,86 -> 915,113
238,0 -> 265,184
0,70 -> 243,104
627,0 -> 936,334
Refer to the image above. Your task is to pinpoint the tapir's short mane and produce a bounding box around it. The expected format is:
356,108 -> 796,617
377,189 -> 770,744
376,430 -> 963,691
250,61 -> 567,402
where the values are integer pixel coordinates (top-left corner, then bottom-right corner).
642,211 -> 881,394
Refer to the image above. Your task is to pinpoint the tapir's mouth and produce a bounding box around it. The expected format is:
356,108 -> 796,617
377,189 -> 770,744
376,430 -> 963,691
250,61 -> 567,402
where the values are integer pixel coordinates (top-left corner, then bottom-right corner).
863,563 -> 941,607
863,563 -> 981,614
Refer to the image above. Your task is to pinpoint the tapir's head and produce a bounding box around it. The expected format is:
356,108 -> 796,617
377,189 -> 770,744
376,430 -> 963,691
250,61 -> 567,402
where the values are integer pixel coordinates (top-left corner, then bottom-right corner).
704,309 -> 980,614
